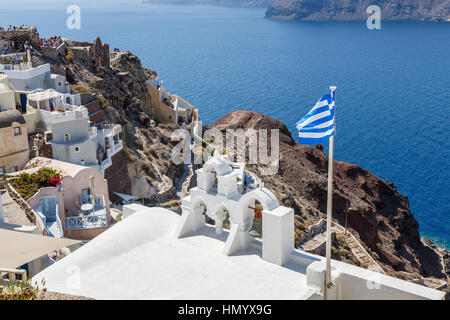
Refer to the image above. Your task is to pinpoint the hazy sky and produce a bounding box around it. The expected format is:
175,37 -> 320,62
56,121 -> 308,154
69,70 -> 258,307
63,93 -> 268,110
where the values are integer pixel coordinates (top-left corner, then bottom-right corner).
2,0 -> 143,9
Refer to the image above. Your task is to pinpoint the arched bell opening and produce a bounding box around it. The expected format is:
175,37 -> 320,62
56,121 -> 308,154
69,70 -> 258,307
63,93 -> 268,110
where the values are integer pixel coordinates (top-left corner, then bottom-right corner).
211,170 -> 218,189
222,210 -> 231,231
200,203 -> 215,225
247,200 -> 263,239
214,206 -> 230,235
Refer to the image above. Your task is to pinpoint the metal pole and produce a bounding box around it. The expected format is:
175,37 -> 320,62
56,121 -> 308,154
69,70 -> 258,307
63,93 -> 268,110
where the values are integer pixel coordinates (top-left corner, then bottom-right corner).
324,86 -> 336,299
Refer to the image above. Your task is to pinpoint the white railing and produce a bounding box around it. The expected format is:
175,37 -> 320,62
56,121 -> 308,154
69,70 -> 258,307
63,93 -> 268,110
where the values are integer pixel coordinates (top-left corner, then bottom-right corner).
3,63 -> 50,80
65,213 -> 107,231
36,203 -> 63,238
55,208 -> 63,237
99,124 -> 122,136
36,209 -> 48,234
111,140 -> 123,156
100,157 -> 112,170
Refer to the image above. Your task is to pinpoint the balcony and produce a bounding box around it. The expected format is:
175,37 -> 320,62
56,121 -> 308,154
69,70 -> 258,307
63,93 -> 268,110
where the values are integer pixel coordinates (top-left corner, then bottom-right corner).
39,106 -> 89,124
110,140 -> 123,157
98,124 -> 122,137
65,214 -> 107,231
100,156 -> 112,171
65,195 -> 108,231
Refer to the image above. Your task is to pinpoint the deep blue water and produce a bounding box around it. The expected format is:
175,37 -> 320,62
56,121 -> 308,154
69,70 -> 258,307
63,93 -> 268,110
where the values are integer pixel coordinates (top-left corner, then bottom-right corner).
1,0 -> 449,247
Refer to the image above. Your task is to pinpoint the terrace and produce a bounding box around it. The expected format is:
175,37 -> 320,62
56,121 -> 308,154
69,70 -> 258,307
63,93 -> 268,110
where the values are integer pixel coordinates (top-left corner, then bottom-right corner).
7,164 -> 109,236
65,195 -> 108,231
97,124 -> 123,158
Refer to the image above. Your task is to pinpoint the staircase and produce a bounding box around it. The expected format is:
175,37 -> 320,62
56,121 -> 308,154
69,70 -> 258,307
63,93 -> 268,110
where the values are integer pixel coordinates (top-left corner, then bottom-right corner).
332,222 -> 385,274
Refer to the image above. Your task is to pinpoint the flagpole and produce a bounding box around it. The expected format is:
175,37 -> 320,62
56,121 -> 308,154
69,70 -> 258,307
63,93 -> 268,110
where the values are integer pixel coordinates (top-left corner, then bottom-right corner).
324,85 -> 336,299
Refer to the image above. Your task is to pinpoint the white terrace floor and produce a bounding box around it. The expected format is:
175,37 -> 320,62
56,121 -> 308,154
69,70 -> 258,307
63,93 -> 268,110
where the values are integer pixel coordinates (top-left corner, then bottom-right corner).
33,207 -> 320,300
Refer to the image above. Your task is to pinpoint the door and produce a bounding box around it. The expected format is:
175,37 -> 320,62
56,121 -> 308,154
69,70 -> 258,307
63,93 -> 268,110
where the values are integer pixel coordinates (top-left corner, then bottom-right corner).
40,196 -> 58,223
19,94 -> 27,112
81,188 -> 90,204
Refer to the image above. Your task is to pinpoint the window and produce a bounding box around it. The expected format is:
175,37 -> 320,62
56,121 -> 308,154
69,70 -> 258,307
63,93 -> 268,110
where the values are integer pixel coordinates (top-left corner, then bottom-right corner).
74,146 -> 80,152
58,82 -> 62,87
14,127 -> 21,136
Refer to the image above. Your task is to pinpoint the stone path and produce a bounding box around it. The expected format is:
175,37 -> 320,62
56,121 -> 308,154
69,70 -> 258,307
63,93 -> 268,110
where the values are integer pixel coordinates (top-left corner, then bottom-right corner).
300,220 -> 385,274
176,164 -> 194,199
301,226 -> 340,251
332,223 -> 385,273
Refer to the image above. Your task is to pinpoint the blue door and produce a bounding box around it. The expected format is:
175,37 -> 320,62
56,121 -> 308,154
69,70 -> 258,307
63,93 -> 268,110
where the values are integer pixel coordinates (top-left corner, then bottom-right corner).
19,94 -> 27,112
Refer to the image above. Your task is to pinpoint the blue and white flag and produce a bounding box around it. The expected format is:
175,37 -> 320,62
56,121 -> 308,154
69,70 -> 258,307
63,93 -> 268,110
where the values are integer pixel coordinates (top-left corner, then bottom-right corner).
296,92 -> 335,145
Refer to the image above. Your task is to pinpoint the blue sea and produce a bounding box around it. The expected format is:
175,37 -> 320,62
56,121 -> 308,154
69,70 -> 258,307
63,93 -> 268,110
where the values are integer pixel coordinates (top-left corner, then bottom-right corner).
1,0 -> 449,247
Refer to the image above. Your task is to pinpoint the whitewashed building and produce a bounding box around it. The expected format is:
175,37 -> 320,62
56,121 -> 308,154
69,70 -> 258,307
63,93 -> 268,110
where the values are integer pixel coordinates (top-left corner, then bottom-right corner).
26,89 -> 123,176
1,63 -> 69,94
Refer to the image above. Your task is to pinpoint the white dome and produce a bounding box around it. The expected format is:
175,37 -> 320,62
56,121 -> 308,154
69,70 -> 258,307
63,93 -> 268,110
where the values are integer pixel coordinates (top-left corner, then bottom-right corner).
203,150 -> 232,176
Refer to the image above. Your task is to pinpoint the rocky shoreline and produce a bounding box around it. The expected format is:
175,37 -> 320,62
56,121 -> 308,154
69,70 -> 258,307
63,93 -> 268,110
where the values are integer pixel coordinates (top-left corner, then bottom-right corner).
265,0 -> 450,21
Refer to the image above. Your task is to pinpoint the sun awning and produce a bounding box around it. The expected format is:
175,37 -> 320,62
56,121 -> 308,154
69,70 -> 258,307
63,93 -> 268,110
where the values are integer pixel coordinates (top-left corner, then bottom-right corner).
0,228 -> 80,269
113,192 -> 140,202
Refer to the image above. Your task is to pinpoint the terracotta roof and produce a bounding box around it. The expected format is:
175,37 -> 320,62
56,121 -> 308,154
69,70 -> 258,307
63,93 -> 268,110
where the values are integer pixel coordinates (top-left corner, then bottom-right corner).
16,157 -> 95,178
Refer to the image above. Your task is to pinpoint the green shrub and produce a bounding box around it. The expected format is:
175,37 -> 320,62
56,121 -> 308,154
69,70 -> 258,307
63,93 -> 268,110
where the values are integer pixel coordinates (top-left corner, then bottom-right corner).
97,95 -> 109,108
10,167 -> 63,200
0,278 -> 46,300
70,84 -> 90,94
160,199 -> 181,208
65,48 -> 74,63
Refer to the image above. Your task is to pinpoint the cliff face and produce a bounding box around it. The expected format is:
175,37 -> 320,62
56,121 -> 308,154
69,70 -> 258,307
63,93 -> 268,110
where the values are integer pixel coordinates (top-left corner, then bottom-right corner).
211,110 -> 446,279
265,0 -> 450,20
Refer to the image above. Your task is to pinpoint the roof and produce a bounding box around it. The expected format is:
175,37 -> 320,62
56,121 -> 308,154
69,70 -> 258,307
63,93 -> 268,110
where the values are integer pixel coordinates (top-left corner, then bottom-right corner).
0,228 -> 80,269
17,157 -> 95,178
32,203 -> 447,300
32,205 -> 446,300
32,207 -> 315,299
0,110 -> 26,129
113,192 -> 140,202
27,89 -> 62,102
203,150 -> 233,176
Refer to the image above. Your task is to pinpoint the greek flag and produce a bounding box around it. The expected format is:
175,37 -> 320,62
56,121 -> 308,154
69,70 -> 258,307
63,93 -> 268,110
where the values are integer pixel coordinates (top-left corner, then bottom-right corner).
296,92 -> 335,145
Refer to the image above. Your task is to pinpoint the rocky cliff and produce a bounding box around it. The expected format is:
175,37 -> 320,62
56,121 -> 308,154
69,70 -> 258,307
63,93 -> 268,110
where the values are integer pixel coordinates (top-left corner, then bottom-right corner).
211,111 -> 447,280
265,0 -> 450,20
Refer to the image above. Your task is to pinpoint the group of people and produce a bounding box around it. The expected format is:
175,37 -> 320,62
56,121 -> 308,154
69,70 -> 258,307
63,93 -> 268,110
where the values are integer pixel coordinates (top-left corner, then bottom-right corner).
0,25 -> 36,32
40,37 -> 62,48
1,40 -> 31,54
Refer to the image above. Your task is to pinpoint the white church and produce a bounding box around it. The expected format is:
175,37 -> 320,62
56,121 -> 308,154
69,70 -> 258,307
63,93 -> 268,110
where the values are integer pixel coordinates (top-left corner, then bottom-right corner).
32,152 -> 445,300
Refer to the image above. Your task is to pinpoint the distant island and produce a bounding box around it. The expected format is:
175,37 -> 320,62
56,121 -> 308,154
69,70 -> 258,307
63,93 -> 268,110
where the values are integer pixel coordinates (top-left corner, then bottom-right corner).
265,0 -> 450,21
142,0 -> 273,7
143,0 -> 450,21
